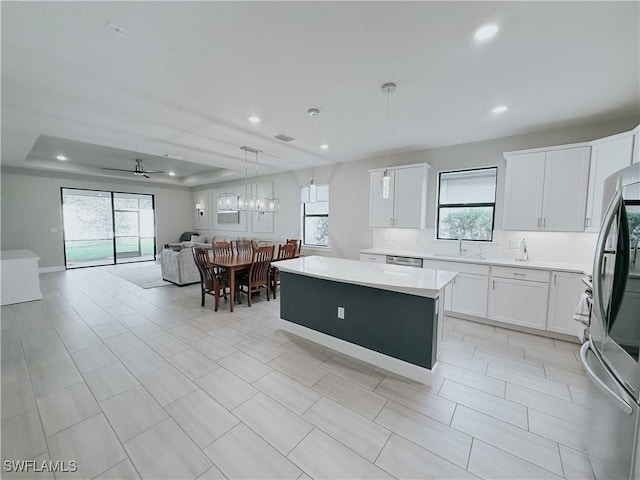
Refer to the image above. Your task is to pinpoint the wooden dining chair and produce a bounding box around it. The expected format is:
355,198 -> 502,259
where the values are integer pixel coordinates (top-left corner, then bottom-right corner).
192,246 -> 229,312
212,241 -> 233,278
286,238 -> 302,256
213,241 -> 233,258
234,239 -> 254,256
271,243 -> 298,299
239,245 -> 274,307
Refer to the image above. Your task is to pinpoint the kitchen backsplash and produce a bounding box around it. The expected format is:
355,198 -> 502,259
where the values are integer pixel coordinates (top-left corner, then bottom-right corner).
372,228 -> 598,265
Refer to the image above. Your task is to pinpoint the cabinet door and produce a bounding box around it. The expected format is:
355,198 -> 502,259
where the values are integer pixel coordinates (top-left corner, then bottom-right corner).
585,136 -> 634,231
503,153 -> 545,230
488,278 -> 548,329
369,170 -> 394,227
393,166 -> 427,228
633,132 -> 639,164
451,273 -> 489,317
547,272 -> 584,337
542,147 -> 591,232
444,284 -> 452,311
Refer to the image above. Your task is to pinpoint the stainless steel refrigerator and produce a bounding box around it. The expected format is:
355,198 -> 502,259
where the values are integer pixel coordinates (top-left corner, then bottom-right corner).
582,162 -> 640,479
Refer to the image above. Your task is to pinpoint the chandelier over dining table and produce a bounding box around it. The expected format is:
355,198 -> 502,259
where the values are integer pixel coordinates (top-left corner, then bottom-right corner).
217,146 -> 279,214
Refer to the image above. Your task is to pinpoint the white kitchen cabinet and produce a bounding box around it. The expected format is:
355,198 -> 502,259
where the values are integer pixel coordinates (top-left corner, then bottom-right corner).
633,129 -> 640,164
422,259 -> 489,318
450,273 -> 489,317
503,146 -> 590,232
503,152 -> 546,231
359,253 -> 387,264
488,267 -> 549,329
369,163 -> 429,228
585,133 -> 634,231
547,271 -> 585,337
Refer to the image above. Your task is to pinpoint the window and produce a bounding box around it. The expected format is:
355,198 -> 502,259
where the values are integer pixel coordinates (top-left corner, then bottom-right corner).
437,167 -> 497,241
61,188 -> 156,268
301,184 -> 329,247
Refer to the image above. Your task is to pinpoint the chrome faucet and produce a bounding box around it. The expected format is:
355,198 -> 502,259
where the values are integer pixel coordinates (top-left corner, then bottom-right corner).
476,243 -> 484,259
458,238 -> 466,256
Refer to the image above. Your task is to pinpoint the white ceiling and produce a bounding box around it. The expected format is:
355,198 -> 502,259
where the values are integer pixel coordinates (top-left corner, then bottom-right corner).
2,1 -> 638,186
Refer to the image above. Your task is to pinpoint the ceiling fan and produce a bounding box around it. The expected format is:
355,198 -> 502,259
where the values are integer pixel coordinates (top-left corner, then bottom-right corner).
101,159 -> 164,179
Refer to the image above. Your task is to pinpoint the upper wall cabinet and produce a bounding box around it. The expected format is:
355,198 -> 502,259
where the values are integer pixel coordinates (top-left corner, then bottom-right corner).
369,163 -> 430,228
585,132 -> 634,232
503,146 -> 590,232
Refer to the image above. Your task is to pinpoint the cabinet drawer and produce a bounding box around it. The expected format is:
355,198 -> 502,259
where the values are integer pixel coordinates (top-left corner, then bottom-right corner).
359,253 -> 387,264
422,259 -> 489,276
491,266 -> 549,283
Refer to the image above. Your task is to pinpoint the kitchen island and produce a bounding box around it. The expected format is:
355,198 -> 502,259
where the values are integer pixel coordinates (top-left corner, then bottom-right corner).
276,256 -> 457,384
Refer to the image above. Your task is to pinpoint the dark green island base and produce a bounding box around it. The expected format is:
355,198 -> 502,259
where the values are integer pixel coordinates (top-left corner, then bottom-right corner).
279,271 -> 441,385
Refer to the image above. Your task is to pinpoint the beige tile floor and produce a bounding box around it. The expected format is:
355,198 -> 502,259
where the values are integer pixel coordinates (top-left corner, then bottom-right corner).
1,265 -> 594,479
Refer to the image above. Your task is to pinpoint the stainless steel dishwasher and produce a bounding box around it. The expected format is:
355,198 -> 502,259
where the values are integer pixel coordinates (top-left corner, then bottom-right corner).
386,255 -> 424,268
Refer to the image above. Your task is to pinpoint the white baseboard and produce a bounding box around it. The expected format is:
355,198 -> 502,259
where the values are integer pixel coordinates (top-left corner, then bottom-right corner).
39,266 -> 65,273
278,319 -> 435,385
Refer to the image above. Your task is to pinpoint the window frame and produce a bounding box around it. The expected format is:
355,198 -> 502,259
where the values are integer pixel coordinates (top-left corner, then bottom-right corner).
300,184 -> 329,248
436,166 -> 497,242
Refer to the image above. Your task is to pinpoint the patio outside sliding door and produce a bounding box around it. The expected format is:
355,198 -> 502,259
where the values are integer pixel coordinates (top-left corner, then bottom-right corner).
62,188 -> 156,269
114,193 -> 155,264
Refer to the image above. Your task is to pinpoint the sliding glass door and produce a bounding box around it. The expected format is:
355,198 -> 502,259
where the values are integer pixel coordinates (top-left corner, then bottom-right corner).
62,188 -> 156,269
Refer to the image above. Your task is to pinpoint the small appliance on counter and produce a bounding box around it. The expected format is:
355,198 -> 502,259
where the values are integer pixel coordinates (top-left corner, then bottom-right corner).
581,162 -> 640,480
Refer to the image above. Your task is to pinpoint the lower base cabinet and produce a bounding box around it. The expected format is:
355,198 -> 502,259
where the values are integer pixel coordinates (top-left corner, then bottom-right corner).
488,276 -> 549,330
547,272 -> 585,336
363,252 -> 585,339
450,273 -> 489,318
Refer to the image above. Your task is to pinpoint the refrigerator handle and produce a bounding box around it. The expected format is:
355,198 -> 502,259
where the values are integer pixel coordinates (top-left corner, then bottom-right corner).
580,341 -> 633,415
593,189 -> 622,328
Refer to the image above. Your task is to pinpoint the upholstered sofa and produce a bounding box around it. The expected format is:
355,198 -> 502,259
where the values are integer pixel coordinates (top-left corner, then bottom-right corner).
161,233 -> 209,286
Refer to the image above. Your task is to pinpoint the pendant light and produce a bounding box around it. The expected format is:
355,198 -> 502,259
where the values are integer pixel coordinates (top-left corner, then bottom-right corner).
217,146 -> 279,213
307,108 -> 319,203
381,82 -> 396,200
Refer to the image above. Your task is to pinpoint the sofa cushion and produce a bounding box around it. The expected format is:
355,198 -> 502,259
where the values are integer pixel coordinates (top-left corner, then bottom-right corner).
179,231 -> 200,242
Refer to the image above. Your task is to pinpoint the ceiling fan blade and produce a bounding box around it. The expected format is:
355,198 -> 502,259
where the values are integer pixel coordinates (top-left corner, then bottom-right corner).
101,167 -> 135,173
142,170 -> 165,174
142,173 -> 151,179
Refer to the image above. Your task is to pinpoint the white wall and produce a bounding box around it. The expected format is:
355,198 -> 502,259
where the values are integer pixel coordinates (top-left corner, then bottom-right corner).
194,116 -> 637,262
2,116 -> 635,269
0,170 -> 193,269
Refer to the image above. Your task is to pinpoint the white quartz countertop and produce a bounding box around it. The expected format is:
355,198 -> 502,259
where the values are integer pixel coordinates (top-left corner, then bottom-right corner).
275,255 -> 457,298
0,249 -> 41,261
360,248 -> 591,275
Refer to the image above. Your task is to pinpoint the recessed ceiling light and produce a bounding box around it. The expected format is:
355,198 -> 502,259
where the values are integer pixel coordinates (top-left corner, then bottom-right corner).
56,155 -> 67,161
248,116 -> 261,124
475,24 -> 498,41
168,171 -> 176,176
492,105 -> 508,114
320,144 -> 329,150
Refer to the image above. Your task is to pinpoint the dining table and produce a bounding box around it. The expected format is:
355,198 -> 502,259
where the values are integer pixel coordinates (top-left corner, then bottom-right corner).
209,253 -> 253,312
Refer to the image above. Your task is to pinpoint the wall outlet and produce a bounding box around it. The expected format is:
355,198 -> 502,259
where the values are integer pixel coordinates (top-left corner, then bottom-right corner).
337,306 -> 345,319
509,239 -> 520,249
50,227 -> 58,233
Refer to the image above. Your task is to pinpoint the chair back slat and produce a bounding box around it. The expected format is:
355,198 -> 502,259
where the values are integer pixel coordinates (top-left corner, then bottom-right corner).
234,239 -> 254,256
277,243 -> 298,260
286,239 -> 301,256
249,245 -> 274,285
213,241 -> 233,259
